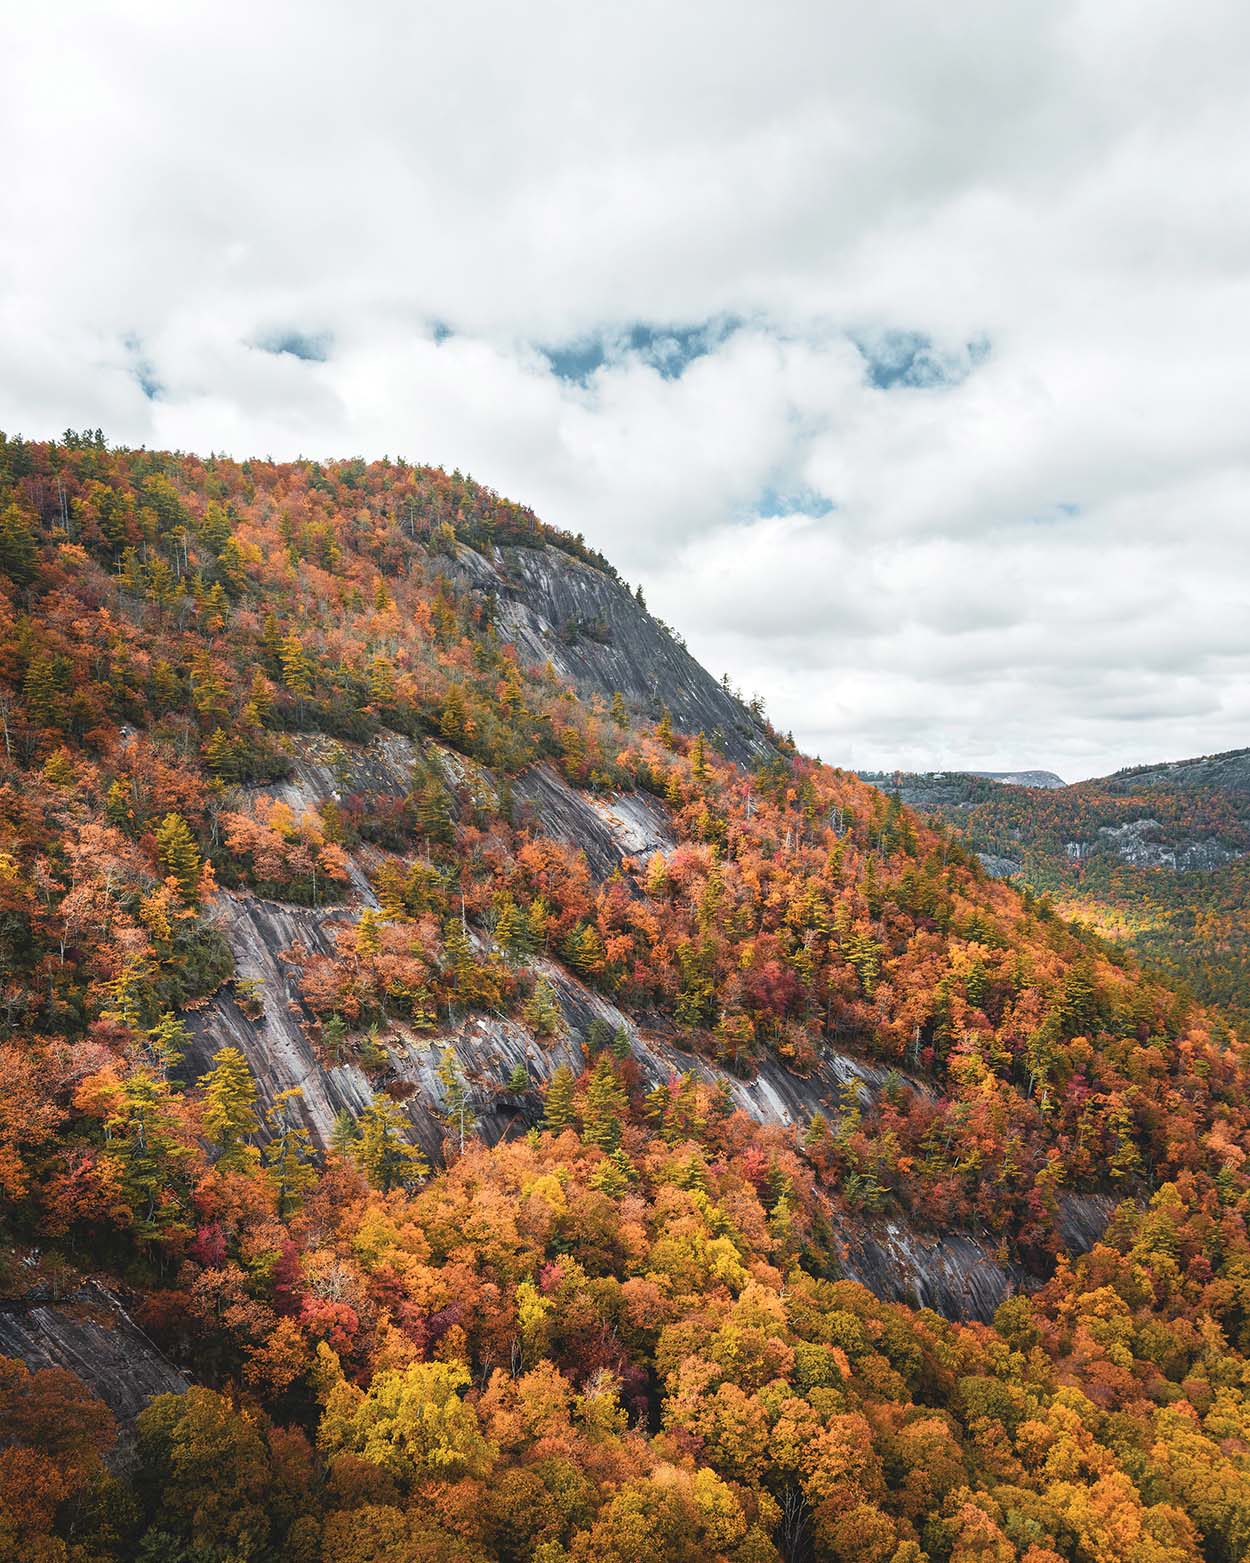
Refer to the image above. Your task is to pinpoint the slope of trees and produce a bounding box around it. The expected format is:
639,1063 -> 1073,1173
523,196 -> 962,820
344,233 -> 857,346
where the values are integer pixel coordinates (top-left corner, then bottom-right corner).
875,769 -> 1250,1031
1,432 -> 1250,1561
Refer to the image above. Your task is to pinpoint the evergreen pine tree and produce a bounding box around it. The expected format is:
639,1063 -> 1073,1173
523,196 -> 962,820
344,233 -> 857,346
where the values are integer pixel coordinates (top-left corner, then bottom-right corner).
367,655 -> 395,703
523,976 -> 563,1038
356,908 -> 382,957
22,652 -> 62,729
330,1110 -> 360,1157
437,1048 -> 476,1153
493,897 -> 526,960
357,1096 -> 427,1191
581,1056 -> 628,1152
691,730 -> 708,779
0,501 -> 38,583
416,777 -> 454,844
155,813 -> 202,902
103,1071 -> 192,1241
201,1046 -> 260,1172
246,668 -> 274,726
321,1014 -> 351,1065
263,1088 -> 317,1218
542,1065 -> 577,1132
279,634 -> 314,698
147,1011 -> 192,1075
203,727 -> 237,780
439,684 -> 470,745
105,777 -> 134,830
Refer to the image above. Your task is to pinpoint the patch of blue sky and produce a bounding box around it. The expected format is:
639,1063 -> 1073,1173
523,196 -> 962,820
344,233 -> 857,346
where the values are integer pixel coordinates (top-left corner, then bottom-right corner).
255,329 -> 332,362
855,328 -> 990,390
123,334 -> 162,399
539,316 -> 741,385
748,485 -> 835,519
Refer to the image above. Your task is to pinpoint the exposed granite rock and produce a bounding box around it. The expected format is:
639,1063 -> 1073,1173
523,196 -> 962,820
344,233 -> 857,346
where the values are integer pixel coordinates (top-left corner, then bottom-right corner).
826,1193 -> 1120,1322
1097,817 -> 1244,871
977,852 -> 1022,878
828,1218 -> 1022,1322
188,891 -> 1118,1321
451,541 -> 773,765
0,1282 -> 186,1432
242,732 -> 677,889
193,735 -> 1120,1324
510,766 -> 676,878
509,766 -> 640,880
187,894 -> 375,1147
1056,1192 -> 1121,1253
586,791 -> 677,861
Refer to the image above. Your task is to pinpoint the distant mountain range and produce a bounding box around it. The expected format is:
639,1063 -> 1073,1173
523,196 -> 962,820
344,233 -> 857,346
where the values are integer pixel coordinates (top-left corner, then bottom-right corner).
863,747 -> 1250,1026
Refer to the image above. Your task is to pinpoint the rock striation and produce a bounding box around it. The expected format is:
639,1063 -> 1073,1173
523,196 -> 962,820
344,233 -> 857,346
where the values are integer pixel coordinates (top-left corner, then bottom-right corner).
451,541 -> 773,765
0,1281 -> 186,1435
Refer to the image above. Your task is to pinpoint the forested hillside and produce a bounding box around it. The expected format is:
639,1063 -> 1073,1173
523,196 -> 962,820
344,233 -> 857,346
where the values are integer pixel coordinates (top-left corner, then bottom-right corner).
867,765 -> 1250,1031
3,432 -> 1250,1562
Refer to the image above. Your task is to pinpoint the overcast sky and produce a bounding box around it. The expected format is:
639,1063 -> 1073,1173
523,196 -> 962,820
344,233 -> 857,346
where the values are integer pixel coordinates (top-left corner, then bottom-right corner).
3,1 -> 1249,779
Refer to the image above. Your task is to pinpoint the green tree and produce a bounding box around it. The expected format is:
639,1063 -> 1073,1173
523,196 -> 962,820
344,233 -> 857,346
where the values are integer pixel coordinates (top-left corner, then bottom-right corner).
416,776 -> 454,844
494,897 -> 529,960
321,1013 -> 351,1064
22,651 -> 63,729
146,1010 -> 192,1076
524,976 -> 564,1039
0,501 -> 38,583
101,1070 -> 193,1242
330,1109 -> 360,1157
200,1046 -> 260,1172
203,726 -> 237,780
279,634 -> 314,699
135,1388 -> 275,1560
581,1056 -> 628,1151
690,730 -> 708,779
542,1065 -> 577,1132
357,1096 -> 427,1192
263,1088 -> 317,1217
439,684 -> 470,745
155,812 -> 202,903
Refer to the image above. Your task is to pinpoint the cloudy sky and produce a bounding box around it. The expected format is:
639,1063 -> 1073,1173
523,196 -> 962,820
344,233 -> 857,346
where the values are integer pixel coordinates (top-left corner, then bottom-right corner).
4,1 -> 1248,778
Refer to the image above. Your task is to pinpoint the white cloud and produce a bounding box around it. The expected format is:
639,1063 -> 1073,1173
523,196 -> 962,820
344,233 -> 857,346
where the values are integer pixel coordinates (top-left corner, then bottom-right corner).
2,0 -> 1249,777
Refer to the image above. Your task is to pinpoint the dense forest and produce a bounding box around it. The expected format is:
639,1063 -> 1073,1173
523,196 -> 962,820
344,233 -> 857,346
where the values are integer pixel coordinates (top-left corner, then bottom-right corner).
865,769 -> 1250,1032
3,432 -> 1250,1562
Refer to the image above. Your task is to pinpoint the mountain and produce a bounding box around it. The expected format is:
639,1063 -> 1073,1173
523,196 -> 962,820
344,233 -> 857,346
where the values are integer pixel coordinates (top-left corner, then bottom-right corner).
971,768 -> 1066,788
1099,746 -> 1250,796
869,752 -> 1250,1028
450,540 -> 774,767
2,430 -> 1250,1562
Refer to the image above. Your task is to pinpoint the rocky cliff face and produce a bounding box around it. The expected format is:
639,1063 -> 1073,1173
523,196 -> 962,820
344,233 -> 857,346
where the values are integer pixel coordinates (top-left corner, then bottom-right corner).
0,1282 -> 186,1439
180,732 -> 1115,1323
451,541 -> 773,766
1097,818 -> 1245,871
